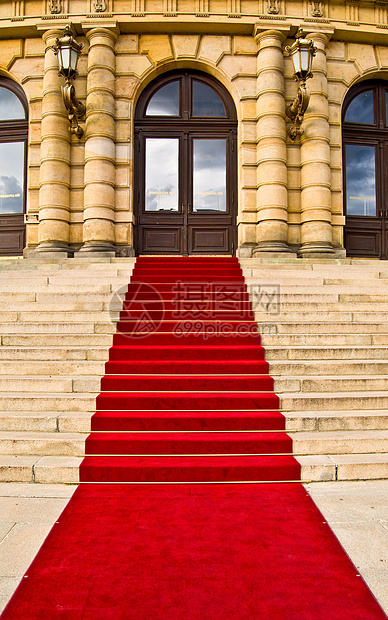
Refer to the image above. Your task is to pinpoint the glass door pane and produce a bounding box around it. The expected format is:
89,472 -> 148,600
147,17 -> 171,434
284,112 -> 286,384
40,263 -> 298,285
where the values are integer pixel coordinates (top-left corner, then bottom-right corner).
345,144 -> 377,216
193,139 -> 226,212
145,138 -> 179,211
0,142 -> 24,214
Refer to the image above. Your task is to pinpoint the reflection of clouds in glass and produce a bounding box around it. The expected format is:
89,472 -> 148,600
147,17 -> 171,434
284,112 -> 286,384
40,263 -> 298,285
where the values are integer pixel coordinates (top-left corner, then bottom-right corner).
346,144 -> 376,216
0,142 -> 24,214
194,140 -> 226,212
146,139 -> 179,211
146,82 -> 179,116
345,90 -> 374,124
193,82 -> 226,117
0,87 -> 25,121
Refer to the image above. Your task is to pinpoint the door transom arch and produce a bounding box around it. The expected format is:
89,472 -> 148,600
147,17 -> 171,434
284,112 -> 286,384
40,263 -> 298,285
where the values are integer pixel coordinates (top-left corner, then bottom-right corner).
134,70 -> 237,255
343,79 -> 388,259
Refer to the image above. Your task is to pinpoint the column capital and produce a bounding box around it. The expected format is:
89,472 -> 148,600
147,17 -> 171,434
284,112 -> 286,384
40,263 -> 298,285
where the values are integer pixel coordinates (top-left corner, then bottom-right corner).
254,27 -> 289,48
306,31 -> 331,49
41,28 -> 66,48
84,25 -> 119,46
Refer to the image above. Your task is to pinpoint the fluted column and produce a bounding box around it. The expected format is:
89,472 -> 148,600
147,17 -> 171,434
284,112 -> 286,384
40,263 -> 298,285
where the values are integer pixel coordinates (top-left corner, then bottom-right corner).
80,27 -> 118,254
252,29 -> 292,256
36,29 -> 71,255
298,32 -> 334,257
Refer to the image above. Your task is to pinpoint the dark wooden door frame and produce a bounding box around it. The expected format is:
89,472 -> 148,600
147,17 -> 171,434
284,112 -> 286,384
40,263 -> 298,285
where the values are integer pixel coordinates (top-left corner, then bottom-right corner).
0,78 -> 28,256
134,71 -> 238,256
343,80 -> 388,260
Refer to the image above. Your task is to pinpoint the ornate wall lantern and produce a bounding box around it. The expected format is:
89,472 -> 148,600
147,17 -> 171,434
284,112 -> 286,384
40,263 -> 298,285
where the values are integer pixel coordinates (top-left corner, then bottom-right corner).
286,31 -> 317,140
53,28 -> 85,139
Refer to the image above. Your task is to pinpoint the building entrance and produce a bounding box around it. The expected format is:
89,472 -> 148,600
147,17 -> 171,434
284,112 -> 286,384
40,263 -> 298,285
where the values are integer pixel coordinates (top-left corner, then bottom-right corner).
134,71 -> 237,255
343,81 -> 388,259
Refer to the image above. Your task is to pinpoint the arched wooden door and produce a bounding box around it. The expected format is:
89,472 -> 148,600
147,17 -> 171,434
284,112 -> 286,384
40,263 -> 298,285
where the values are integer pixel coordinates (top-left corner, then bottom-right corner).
343,80 -> 388,259
0,79 -> 28,256
134,71 -> 237,255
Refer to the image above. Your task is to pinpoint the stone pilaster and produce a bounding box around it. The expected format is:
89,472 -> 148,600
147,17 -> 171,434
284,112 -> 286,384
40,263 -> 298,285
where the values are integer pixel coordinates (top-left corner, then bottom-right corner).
298,32 -> 335,257
252,29 -> 293,257
80,27 -> 118,254
35,29 -> 72,255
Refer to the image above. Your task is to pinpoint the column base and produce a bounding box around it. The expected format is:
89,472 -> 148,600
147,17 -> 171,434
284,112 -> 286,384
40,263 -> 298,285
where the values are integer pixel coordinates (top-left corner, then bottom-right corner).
32,242 -> 74,258
297,242 -> 336,258
252,242 -> 296,258
78,242 -> 117,257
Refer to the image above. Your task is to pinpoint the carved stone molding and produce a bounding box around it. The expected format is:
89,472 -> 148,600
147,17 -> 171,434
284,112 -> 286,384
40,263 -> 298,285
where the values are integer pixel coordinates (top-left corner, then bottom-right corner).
48,0 -> 62,13
93,0 -> 107,11
310,1 -> 324,17
266,0 -> 280,14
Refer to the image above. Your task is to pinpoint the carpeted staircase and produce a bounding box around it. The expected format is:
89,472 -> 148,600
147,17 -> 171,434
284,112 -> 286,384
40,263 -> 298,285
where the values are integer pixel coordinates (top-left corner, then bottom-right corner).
0,255 -> 388,482
2,256 -> 387,620
81,256 -> 300,483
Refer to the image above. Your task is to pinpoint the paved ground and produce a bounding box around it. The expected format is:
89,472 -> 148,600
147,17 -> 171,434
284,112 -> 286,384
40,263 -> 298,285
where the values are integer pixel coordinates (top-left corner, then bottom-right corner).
0,481 -> 387,616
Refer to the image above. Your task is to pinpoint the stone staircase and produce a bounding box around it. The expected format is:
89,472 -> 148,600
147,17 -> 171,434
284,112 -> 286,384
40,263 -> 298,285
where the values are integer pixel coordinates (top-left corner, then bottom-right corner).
241,258 -> 388,482
0,255 -> 387,483
0,256 -> 135,483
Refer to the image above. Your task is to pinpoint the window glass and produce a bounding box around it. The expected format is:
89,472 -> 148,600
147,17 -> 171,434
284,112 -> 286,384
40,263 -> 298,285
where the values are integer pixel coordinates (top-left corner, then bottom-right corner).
0,87 -> 25,121
0,142 -> 24,214
345,90 -> 374,124
345,144 -> 376,216
193,139 -> 226,212
146,81 -> 179,116
145,138 -> 179,211
192,81 -> 226,117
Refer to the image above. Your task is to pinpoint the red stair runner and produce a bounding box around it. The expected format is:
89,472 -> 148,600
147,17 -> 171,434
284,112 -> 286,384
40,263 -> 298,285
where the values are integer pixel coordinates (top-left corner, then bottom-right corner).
81,256 -> 298,484
2,256 -> 386,619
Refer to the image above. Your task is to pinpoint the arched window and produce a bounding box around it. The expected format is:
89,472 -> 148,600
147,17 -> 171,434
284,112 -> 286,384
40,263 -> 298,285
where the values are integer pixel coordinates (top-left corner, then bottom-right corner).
343,81 -> 388,259
134,71 -> 237,255
0,79 -> 28,256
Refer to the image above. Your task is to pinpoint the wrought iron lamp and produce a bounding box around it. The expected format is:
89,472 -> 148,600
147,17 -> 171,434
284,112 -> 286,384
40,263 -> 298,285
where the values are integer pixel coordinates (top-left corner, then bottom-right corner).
286,31 -> 317,140
53,28 -> 85,139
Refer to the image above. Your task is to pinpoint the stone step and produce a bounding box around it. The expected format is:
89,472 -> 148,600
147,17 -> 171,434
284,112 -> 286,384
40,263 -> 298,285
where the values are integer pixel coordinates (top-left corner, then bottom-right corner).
0,431 -> 85,456
262,323 -> 388,335
1,334 -> 113,347
274,375 -> 388,394
270,360 -> 388,376
0,282 -> 117,293
0,347 -> 109,361
2,452 -> 388,484
0,375 -> 105,393
286,410 -> 388,432
0,393 -> 95,412
255,302 -> 388,313
0,360 -> 105,375
280,391 -> 388,411
296,454 -> 388,482
0,301 -> 112,312
264,346 -> 388,361
52,374 -> 388,396
292,430 -> 388,455
0,455 -> 82,483
0,411 -> 92,433
261,334 -> 376,346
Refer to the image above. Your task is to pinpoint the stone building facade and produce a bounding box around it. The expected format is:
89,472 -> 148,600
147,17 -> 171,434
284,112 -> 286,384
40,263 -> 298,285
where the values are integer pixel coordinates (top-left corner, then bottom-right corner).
0,0 -> 388,258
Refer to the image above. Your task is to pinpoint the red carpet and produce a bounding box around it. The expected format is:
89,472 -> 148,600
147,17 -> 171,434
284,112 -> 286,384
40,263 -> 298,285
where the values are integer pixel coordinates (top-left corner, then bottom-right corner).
1,257 -> 386,618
